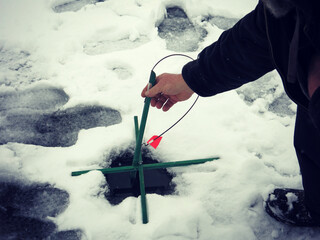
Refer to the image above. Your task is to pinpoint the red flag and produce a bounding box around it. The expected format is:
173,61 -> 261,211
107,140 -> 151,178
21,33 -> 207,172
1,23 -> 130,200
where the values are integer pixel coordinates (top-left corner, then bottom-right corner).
147,135 -> 162,149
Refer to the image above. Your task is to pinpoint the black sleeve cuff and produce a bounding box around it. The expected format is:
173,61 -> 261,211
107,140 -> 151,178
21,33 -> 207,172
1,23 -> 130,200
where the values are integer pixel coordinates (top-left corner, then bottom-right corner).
182,60 -> 216,97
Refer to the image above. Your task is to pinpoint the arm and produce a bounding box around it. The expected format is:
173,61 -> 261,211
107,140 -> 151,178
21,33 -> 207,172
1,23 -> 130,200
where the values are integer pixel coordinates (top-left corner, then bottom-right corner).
142,1 -> 275,111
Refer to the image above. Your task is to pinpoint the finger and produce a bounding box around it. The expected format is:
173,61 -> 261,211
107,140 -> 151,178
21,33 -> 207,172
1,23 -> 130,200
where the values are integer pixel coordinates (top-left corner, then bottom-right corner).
150,97 -> 157,107
141,84 -> 148,97
145,79 -> 163,97
141,83 -> 152,97
150,93 -> 162,107
162,99 -> 176,112
156,95 -> 168,109
142,74 -> 163,97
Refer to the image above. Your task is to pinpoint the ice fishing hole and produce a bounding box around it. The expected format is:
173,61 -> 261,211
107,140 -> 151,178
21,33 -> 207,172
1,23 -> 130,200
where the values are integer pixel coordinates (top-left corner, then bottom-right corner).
104,146 -> 176,205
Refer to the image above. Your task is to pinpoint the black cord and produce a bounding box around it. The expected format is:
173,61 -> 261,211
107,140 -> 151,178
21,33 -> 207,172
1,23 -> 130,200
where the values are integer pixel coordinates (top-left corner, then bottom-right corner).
145,54 -> 199,146
151,53 -> 195,71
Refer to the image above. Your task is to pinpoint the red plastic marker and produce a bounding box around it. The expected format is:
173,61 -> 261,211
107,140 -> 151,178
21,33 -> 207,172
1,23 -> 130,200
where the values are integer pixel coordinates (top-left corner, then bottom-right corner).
147,135 -> 162,149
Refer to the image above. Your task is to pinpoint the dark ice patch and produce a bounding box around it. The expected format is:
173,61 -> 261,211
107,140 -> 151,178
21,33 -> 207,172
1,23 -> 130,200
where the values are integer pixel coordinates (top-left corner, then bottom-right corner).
0,85 -> 121,147
268,93 -> 295,116
0,214 -> 57,240
83,36 -> 149,55
158,7 -> 207,52
0,85 -> 69,112
104,146 -> 176,205
0,182 -> 69,219
49,229 -> 84,240
0,181 -> 82,240
236,75 -> 296,117
203,15 -> 239,30
52,0 -> 105,13
1,105 -> 122,147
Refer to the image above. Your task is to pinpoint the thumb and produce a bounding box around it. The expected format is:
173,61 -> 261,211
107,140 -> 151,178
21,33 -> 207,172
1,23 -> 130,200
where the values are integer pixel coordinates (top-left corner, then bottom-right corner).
145,83 -> 162,97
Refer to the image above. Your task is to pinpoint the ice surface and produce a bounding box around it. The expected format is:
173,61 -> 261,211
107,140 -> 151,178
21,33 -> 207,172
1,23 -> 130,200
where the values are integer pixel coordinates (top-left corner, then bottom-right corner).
52,0 -> 105,13
0,85 -> 121,147
158,7 -> 207,52
207,16 -> 239,30
237,72 -> 296,117
0,84 -> 69,112
0,182 -> 69,219
0,180 -> 83,239
1,105 -> 122,147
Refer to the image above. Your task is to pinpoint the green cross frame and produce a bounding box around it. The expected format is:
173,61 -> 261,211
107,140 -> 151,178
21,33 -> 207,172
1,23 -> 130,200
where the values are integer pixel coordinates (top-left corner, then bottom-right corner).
71,71 -> 219,224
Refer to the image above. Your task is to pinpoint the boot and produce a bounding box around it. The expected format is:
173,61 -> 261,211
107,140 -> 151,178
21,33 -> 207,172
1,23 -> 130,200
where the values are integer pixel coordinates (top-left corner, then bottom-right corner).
265,188 -> 319,227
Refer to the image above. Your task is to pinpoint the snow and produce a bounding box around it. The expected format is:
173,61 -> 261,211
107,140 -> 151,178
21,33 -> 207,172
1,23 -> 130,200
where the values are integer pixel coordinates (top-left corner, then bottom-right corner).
1,0 -> 320,239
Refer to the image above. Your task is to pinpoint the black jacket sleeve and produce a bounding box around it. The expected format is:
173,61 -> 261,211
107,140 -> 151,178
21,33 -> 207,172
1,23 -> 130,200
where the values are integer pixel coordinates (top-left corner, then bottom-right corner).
309,87 -> 320,131
182,2 -> 275,97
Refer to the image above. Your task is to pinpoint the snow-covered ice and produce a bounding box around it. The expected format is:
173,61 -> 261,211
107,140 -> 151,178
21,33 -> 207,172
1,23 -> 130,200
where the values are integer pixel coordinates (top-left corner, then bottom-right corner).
1,0 -> 320,239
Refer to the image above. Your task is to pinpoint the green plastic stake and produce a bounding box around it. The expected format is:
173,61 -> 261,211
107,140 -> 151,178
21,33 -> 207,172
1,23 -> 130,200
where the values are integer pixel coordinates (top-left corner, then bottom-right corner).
138,165 -> 148,223
131,116 -> 142,182
134,116 -> 139,142
71,157 -> 219,176
134,113 -> 148,223
132,71 -> 156,167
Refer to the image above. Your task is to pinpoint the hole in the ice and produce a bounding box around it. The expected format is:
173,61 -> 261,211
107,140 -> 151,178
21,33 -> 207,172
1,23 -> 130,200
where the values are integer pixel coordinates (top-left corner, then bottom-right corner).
158,7 -> 207,52
52,0 -> 105,13
0,86 -> 122,147
0,181 -> 83,239
103,146 -> 176,205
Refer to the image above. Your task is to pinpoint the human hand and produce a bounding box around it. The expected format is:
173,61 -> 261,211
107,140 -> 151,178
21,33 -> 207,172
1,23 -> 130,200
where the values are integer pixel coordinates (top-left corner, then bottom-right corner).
141,73 -> 194,111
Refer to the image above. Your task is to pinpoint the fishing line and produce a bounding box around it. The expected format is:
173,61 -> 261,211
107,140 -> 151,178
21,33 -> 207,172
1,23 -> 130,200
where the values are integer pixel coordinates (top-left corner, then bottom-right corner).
144,54 -> 199,147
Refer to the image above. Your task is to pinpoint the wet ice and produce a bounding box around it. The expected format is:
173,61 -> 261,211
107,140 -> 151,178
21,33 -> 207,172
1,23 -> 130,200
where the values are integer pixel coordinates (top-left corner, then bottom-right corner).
0,180 -> 83,239
158,7 -> 207,52
236,73 -> 296,117
0,86 -> 122,147
52,0 -> 105,13
207,16 -> 239,30
0,84 -> 69,112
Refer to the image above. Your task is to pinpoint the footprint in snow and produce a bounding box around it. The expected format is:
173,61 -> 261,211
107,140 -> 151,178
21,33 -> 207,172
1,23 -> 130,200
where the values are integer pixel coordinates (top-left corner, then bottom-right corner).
0,180 -> 83,239
206,15 -> 239,30
83,34 -> 149,55
0,85 -> 122,147
52,0 -> 105,13
107,62 -> 133,80
158,7 -> 207,52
